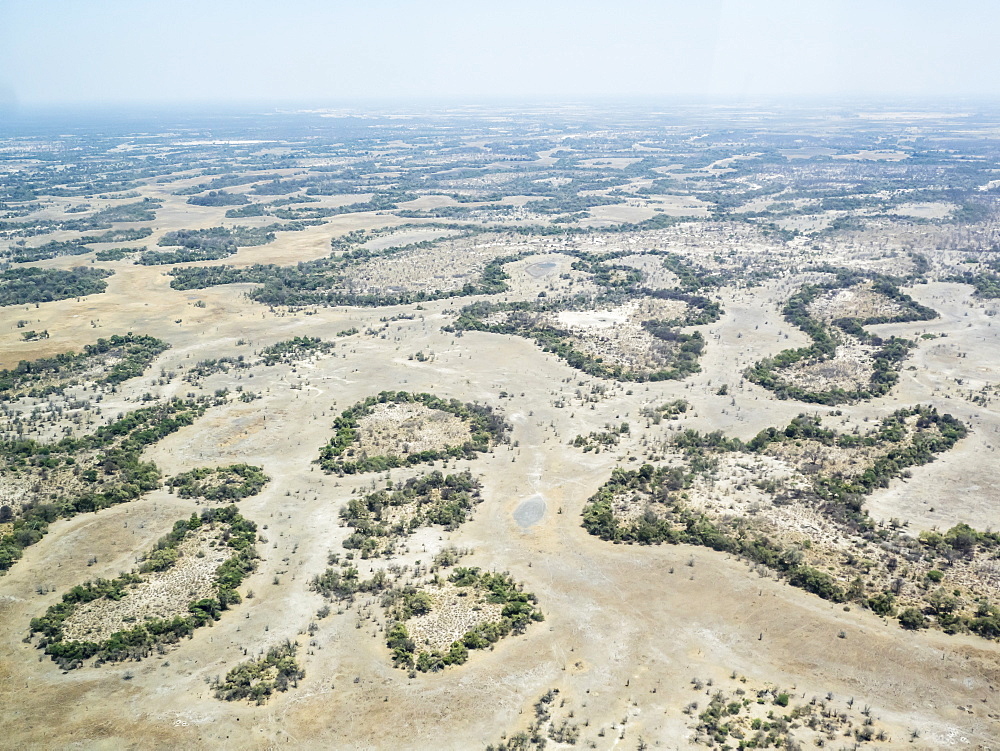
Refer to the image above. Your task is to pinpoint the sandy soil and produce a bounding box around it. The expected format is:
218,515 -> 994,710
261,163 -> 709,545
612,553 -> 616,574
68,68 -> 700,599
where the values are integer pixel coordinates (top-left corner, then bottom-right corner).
809,282 -> 908,323
405,582 -> 504,651
354,402 -> 472,457
1,165 -> 1000,750
60,526 -> 231,644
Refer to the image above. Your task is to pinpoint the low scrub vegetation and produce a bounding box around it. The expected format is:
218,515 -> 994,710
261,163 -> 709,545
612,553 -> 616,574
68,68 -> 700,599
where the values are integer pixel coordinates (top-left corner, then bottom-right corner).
317,391 -> 509,474
29,505 -> 258,669
167,464 -> 269,502
340,470 -> 482,557
0,333 -> 169,400
746,270 -> 937,404
580,406 -> 1000,640
0,396 -> 222,571
385,567 -> 543,672
213,641 -> 304,704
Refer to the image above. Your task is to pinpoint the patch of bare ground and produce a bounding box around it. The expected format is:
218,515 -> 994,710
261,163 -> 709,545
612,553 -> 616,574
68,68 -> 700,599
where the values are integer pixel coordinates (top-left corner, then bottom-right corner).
610,454 -> 849,554
579,203 -> 657,226
405,581 -> 503,651
358,227 -> 461,251
852,253 -> 921,276
554,297 -> 689,370
59,525 -> 229,643
340,234 -> 512,296
497,253 -> 600,301
482,295 -> 694,374
613,253 -> 682,289
682,461 -> 860,561
484,253 -> 602,301
354,402 -> 472,456
781,336 -> 878,392
808,281 -> 908,322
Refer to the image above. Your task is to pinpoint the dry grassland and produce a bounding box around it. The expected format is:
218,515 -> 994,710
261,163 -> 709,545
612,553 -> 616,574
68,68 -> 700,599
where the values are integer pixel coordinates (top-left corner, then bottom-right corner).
3,124 -> 1000,750
406,581 -> 504,651
59,526 -> 229,643
354,402 -> 472,457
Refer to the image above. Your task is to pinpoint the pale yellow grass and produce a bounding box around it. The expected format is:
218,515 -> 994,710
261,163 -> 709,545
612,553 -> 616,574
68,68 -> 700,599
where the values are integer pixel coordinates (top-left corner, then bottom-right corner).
354,402 -> 471,457
405,581 -> 504,651
59,526 -> 230,644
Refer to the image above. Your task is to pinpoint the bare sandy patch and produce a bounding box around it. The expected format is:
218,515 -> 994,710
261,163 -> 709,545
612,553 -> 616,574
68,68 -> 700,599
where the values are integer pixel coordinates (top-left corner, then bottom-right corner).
405,581 -> 504,651
833,150 -> 909,161
892,202 -> 956,219
556,297 -> 691,370
808,282 -> 907,322
59,526 -> 230,644
581,203 -> 657,225
613,254 -> 682,289
555,308 -> 631,330
576,158 -> 642,170
779,337 -> 879,394
645,194 -> 713,216
354,402 -> 472,456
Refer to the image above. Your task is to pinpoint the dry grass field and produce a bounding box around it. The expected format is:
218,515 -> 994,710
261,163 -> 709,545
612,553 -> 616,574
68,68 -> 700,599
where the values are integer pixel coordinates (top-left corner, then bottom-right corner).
1,105 -> 1000,750
354,402 -> 473,456
58,526 -> 230,644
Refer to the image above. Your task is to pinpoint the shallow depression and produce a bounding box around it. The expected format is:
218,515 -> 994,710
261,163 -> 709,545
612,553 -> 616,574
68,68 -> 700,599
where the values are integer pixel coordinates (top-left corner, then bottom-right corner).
513,494 -> 546,528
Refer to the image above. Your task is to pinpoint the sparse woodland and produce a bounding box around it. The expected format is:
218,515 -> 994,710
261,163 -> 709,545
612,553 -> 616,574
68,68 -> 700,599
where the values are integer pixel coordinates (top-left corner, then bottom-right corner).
4,104 -> 1000,748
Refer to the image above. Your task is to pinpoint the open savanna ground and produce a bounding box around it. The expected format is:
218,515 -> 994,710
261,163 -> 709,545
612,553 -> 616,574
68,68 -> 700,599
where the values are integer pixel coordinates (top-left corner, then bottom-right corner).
2,105 -> 1000,749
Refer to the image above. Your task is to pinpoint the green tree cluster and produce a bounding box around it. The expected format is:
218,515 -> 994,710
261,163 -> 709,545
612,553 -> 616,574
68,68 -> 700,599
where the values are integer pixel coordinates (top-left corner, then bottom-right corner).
0,267 -> 113,306
166,464 -> 270,501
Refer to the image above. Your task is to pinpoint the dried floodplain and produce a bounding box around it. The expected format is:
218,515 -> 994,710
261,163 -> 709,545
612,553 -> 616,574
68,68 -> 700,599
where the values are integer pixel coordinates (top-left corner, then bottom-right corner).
354,402 -> 471,457
2,106 -> 1000,750
57,526 -> 231,645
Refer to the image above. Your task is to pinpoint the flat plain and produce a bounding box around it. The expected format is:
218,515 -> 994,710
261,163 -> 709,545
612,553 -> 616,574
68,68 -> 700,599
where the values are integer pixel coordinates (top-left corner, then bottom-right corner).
2,104 -> 1000,750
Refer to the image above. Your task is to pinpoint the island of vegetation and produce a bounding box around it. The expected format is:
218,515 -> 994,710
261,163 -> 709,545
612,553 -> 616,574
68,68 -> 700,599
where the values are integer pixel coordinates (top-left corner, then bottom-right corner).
317,391 -> 510,474
28,505 -> 258,669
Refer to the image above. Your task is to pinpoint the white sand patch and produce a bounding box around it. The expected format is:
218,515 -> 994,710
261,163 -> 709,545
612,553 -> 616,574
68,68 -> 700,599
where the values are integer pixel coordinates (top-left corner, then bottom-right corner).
556,308 -> 632,330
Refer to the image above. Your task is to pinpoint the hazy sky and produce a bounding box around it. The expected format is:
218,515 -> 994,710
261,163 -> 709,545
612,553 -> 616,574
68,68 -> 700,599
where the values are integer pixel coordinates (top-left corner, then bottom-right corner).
2,0 -> 998,108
